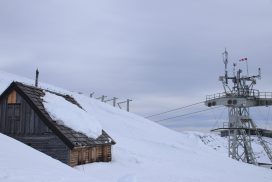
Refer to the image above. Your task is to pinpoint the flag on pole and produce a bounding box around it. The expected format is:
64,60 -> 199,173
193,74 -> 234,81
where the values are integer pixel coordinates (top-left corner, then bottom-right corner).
239,58 -> 248,62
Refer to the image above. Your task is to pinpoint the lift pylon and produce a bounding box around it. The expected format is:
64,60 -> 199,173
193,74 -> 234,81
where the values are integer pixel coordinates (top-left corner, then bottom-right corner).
205,50 -> 272,165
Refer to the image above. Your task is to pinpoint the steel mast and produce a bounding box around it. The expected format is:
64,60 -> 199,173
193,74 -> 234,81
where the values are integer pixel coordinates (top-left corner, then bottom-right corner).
205,50 -> 272,165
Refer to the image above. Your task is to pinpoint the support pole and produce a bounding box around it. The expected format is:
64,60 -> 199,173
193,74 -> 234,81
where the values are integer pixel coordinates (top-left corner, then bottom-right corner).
101,95 -> 106,102
90,92 -> 95,98
117,99 -> 132,111
246,59 -> 249,76
113,97 -> 117,107
126,99 -> 132,112
104,97 -> 118,107
96,95 -> 107,102
35,69 -> 39,87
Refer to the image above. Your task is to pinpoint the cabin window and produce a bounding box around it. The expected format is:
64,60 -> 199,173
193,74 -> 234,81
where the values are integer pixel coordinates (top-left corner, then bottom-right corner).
7,90 -> 17,104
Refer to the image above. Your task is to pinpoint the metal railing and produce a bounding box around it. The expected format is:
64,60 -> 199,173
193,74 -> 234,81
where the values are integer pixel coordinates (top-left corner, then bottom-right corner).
206,90 -> 272,101
206,92 -> 227,101
259,92 -> 272,99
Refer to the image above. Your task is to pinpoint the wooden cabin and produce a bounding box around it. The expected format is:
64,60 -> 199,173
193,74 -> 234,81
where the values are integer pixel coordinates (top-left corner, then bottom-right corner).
0,82 -> 115,166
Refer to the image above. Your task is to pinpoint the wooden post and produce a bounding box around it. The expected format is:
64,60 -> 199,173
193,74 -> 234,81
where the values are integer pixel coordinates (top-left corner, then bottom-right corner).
101,95 -> 106,102
117,99 -> 132,112
104,97 -> 118,106
90,92 -> 94,98
126,99 -> 132,112
113,97 -> 117,107
96,95 -> 107,102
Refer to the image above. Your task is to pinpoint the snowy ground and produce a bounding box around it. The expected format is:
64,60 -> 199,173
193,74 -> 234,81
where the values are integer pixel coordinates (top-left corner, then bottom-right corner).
188,131 -> 272,164
0,70 -> 272,182
0,133 -> 101,182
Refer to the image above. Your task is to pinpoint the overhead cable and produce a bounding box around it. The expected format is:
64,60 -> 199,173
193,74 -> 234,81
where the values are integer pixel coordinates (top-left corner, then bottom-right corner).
145,101 -> 204,118
154,106 -> 223,123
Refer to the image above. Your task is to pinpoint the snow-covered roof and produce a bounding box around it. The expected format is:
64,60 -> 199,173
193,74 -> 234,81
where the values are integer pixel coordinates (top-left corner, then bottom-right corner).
0,81 -> 115,148
43,91 -> 102,139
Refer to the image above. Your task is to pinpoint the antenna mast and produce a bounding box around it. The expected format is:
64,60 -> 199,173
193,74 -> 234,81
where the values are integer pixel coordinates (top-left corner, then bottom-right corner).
223,48 -> 228,82
205,50 -> 272,166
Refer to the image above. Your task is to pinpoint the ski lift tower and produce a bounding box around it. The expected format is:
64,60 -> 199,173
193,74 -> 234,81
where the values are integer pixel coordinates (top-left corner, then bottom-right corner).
205,49 -> 272,165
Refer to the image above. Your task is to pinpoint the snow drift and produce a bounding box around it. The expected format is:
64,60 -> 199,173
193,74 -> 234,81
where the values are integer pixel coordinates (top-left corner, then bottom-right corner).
188,131 -> 272,164
0,70 -> 272,182
0,133 -> 102,182
43,91 -> 102,138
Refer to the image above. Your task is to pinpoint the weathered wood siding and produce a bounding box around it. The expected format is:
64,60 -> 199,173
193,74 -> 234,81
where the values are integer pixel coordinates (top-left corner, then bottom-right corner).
69,145 -> 112,166
103,145 -> 112,162
0,91 -> 69,164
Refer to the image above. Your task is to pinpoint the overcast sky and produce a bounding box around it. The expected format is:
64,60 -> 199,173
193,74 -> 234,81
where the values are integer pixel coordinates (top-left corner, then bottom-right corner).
1,0 -> 272,131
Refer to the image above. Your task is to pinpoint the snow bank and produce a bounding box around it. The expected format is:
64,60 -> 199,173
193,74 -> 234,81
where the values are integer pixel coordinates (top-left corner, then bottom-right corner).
43,91 -> 102,138
73,93 -> 272,182
187,131 -> 272,164
0,133 -> 104,182
0,70 -> 272,182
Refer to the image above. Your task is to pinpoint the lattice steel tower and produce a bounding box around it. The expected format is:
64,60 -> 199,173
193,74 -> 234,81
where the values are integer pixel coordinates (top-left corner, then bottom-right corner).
205,49 -> 272,165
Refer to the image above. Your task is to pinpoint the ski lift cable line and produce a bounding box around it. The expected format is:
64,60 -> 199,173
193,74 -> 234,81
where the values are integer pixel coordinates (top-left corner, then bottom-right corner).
154,106 -> 224,123
212,107 -> 227,129
145,101 -> 205,118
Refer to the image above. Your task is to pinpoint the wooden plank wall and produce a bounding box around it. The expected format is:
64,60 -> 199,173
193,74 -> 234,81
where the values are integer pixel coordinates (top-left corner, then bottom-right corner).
7,90 -> 16,104
13,134 -> 69,163
0,92 -> 69,164
0,93 -> 51,135
69,145 -> 112,166
103,145 -> 112,162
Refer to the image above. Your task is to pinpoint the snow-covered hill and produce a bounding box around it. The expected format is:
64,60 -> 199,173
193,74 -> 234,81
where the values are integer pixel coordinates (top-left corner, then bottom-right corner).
0,133 -> 100,182
188,131 -> 272,165
0,70 -> 272,182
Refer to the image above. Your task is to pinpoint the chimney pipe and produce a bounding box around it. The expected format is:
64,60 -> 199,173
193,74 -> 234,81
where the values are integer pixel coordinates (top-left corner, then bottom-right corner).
35,69 -> 39,87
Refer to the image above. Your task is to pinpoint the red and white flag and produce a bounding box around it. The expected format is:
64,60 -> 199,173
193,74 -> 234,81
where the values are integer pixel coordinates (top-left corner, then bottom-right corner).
239,58 -> 248,62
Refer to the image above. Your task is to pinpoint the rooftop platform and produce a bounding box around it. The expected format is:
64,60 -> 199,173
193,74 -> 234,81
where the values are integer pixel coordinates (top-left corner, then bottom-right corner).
205,90 -> 272,107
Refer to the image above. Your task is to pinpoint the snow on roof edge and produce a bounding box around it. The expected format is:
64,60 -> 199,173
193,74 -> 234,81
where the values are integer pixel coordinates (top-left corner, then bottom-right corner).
42,91 -> 103,139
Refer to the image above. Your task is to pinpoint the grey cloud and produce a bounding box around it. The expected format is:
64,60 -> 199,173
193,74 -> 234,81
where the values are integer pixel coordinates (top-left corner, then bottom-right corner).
0,0 -> 272,130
